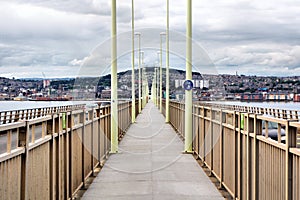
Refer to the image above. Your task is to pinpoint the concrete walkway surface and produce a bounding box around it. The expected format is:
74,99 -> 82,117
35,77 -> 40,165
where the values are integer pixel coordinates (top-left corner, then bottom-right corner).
82,101 -> 224,200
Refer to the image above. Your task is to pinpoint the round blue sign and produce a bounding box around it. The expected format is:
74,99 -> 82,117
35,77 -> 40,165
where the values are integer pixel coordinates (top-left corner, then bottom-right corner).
183,80 -> 193,90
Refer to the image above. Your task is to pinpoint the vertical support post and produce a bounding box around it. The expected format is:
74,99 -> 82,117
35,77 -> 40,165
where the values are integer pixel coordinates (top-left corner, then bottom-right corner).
254,115 -> 262,200
136,33 -> 142,113
81,111 -> 85,189
246,113 -> 250,200
141,52 -> 146,109
165,0 -> 170,123
111,0 -> 118,153
7,130 -> 12,153
237,112 -> 242,198
48,115 -> 55,200
153,68 -> 157,105
285,121 -> 296,200
131,0 -> 136,123
156,66 -> 159,107
159,33 -> 165,113
184,0 -> 193,152
19,121 -> 29,200
144,68 -> 147,108
66,112 -> 71,199
219,110 -> 223,188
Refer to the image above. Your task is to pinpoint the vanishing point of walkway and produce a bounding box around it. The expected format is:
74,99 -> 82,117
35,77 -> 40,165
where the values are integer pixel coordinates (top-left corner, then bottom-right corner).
82,101 -> 223,200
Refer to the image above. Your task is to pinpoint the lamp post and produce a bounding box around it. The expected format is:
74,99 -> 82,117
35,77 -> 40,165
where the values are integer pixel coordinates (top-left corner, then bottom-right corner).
111,0 -> 118,153
154,68 -> 157,105
159,32 -> 166,113
184,0 -> 193,153
156,67 -> 159,106
141,51 -> 146,108
143,68 -> 147,106
165,0 -> 170,123
135,32 -> 142,113
131,0 -> 135,123
155,51 -> 160,108
146,73 -> 149,102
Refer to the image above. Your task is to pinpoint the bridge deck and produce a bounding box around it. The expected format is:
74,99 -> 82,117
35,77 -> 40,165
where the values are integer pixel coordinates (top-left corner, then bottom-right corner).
82,101 -> 223,200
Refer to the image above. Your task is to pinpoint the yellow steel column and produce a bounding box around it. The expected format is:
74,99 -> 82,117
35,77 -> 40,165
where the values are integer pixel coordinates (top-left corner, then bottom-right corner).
156,67 -> 159,107
165,0 -> 170,123
135,33 -> 142,113
111,0 -> 118,153
154,68 -> 157,105
146,74 -> 149,101
159,32 -> 165,113
141,51 -> 146,108
131,0 -> 136,123
142,67 -> 147,108
184,0 -> 193,153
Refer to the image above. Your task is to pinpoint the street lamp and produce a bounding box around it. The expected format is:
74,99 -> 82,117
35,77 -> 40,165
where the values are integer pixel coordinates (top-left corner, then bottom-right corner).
135,32 -> 142,113
165,0 -> 170,123
131,0 -> 135,123
160,32 -> 166,113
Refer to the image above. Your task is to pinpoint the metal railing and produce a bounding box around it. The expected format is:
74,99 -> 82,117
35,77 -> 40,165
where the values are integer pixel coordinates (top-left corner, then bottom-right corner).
200,102 -> 300,120
169,101 -> 300,200
0,104 -> 85,125
0,101 -> 136,200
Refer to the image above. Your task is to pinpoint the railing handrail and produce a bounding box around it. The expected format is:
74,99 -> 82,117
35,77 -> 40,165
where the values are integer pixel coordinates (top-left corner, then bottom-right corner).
168,100 -> 300,199
169,100 -> 300,120
0,100 -> 137,199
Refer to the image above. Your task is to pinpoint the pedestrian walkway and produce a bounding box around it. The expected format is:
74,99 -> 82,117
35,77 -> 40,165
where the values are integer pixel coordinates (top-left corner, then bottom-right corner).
82,101 -> 224,200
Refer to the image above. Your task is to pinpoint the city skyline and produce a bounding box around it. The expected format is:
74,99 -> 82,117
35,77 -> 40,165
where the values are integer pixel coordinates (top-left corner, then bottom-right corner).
0,0 -> 300,78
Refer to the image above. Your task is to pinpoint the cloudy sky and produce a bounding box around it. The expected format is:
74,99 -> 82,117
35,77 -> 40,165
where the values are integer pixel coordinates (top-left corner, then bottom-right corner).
0,0 -> 300,78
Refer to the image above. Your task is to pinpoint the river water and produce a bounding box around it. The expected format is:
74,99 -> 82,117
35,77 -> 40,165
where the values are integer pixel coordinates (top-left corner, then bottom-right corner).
0,101 -> 97,112
0,100 -> 299,112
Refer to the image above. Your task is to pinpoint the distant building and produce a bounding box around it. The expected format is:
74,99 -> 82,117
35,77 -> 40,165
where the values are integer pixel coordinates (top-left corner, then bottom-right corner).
101,89 -> 127,99
43,80 -> 50,88
200,80 -> 209,89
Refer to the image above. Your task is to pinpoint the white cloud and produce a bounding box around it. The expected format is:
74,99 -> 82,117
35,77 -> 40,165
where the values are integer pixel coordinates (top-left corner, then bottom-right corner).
0,0 -> 300,78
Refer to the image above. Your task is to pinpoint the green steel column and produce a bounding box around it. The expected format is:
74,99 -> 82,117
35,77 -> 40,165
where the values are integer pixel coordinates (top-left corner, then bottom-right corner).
111,0 -> 118,153
184,0 -> 193,153
165,0 -> 170,123
131,0 -> 136,123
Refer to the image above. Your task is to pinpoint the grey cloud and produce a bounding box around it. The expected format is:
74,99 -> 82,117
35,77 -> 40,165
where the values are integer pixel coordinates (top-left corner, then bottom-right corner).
1,0 -> 300,78
11,0 -> 111,16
